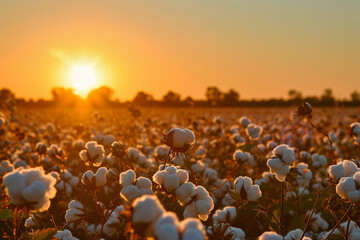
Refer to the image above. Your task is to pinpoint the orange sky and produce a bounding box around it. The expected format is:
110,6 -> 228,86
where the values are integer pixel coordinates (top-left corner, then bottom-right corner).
0,0 -> 359,101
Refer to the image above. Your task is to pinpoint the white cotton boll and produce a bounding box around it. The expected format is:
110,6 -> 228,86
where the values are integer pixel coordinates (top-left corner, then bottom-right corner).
94,167 -> 107,187
154,212 -> 180,240
0,160 -> 14,176
135,177 -> 152,189
80,141 -> 105,166
246,124 -> 262,140
176,182 -> 195,205
55,229 -> 79,240
165,128 -> 195,150
258,231 -> 283,240
267,144 -> 295,182
127,147 -> 140,160
192,161 -> 205,174
204,168 -> 218,182
336,173 -> 360,202
163,174 -> 180,193
183,186 -> 214,221
184,129 -> 196,145
282,149 -> 295,165
65,200 -> 84,223
132,195 -> 165,237
177,169 -> 189,185
222,193 -> 234,206
121,185 -> 141,202
103,134 -> 116,147
81,170 -> 94,185
234,176 -> 262,201
3,167 -> 56,210
212,206 -> 236,224
328,160 -> 358,182
226,226 -> 245,240
285,229 -> 311,240
308,212 -> 329,232
21,181 -> 46,202
179,218 -> 205,240
119,169 -> 136,187
25,215 -> 36,228
239,117 -> 251,128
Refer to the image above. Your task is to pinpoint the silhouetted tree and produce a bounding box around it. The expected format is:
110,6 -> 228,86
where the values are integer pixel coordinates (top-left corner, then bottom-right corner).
288,89 -> 303,104
205,86 -> 222,106
321,88 -> 335,106
162,91 -> 181,105
51,87 -> 79,107
222,89 -> 240,106
350,91 -> 360,102
133,91 -> 154,105
87,86 -> 114,107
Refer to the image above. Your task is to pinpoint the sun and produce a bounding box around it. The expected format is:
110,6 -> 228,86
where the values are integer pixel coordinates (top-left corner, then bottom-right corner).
70,65 -> 98,97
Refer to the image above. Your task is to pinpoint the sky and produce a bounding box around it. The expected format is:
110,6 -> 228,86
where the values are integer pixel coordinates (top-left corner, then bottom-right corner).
0,0 -> 359,101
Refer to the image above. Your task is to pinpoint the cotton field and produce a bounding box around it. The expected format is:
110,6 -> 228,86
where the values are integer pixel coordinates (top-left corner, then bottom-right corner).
1,105 -> 360,240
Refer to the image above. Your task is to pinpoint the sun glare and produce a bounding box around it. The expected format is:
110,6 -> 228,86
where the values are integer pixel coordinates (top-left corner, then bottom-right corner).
70,65 -> 98,97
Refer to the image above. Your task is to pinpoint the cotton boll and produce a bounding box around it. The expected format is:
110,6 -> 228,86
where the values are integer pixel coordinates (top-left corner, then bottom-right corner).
65,200 -> 85,223
25,215 -> 36,228
203,168 -> 218,182
121,185 -> 141,202
0,160 -> 14,176
336,173 -> 360,202
119,169 -> 136,187
328,160 -> 359,182
212,206 -> 236,224
79,141 -> 105,166
154,212 -> 180,240
226,226 -> 245,240
153,166 -> 189,193
132,195 -> 165,237
183,186 -> 214,221
285,229 -> 311,240
94,167 -> 107,187
163,128 -> 196,152
179,218 -> 206,240
239,117 -> 251,128
176,182 -> 195,205
3,167 -> 56,211
246,124 -> 262,140
267,144 -> 295,182
307,212 -> 329,232
55,229 -> 79,240
258,231 -> 283,240
234,176 -> 262,201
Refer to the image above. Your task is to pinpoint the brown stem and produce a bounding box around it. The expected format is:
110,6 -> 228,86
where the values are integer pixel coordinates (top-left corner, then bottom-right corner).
308,118 -> 336,164
300,184 -> 334,240
80,223 -> 96,240
323,204 -> 353,240
330,210 -> 347,240
208,179 -> 230,193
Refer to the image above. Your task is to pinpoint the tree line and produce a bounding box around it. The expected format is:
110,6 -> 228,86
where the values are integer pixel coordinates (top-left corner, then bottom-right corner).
1,86 -> 360,109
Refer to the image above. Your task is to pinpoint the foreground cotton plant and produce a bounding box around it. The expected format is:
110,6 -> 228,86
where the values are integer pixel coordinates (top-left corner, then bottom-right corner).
267,144 -> 295,182
79,141 -> 105,167
162,128 -> 195,153
3,167 -> 56,211
182,185 -> 214,221
81,167 -> 107,188
132,195 -> 165,237
65,200 -> 85,222
233,176 -> 262,201
336,172 -> 360,202
153,166 -> 189,193
119,169 -> 153,202
328,159 -> 359,182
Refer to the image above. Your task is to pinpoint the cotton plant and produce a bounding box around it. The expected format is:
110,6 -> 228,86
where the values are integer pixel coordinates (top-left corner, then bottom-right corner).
212,206 -> 236,224
119,169 -> 153,202
232,176 -> 262,202
51,169 -> 79,196
65,200 -> 85,223
233,150 -> 256,167
285,229 -> 312,240
161,128 -> 195,153
321,220 -> 360,240
153,165 -> 189,193
267,144 -> 295,182
79,141 -> 105,167
336,172 -> 360,202
0,160 -> 14,176
3,167 -> 57,211
246,123 -> 263,140
81,167 -> 108,189
306,212 -> 329,232
55,229 -> 79,240
178,184 -> 214,221
328,159 -> 359,182
294,163 -> 312,186
131,195 -> 165,237
311,153 -> 327,168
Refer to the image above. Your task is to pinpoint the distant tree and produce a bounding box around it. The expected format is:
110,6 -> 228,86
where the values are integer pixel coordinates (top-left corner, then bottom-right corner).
51,87 -> 79,107
133,91 -> 154,105
321,88 -> 335,106
0,88 -> 15,109
183,96 -> 194,107
205,86 -> 222,106
87,86 -> 114,107
350,91 -> 360,102
288,89 -> 303,103
222,89 -> 240,106
162,91 -> 181,103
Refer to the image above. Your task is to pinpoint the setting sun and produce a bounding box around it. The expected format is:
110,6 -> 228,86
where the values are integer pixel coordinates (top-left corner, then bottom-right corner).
70,65 -> 98,97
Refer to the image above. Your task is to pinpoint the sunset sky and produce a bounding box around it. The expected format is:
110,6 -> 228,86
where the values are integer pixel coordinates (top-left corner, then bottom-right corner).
1,0 -> 359,101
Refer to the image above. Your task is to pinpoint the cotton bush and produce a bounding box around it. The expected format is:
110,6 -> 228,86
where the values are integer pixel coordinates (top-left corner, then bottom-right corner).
3,167 -> 56,211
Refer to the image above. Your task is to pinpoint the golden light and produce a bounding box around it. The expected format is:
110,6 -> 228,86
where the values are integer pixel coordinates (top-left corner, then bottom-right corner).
70,65 -> 98,97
